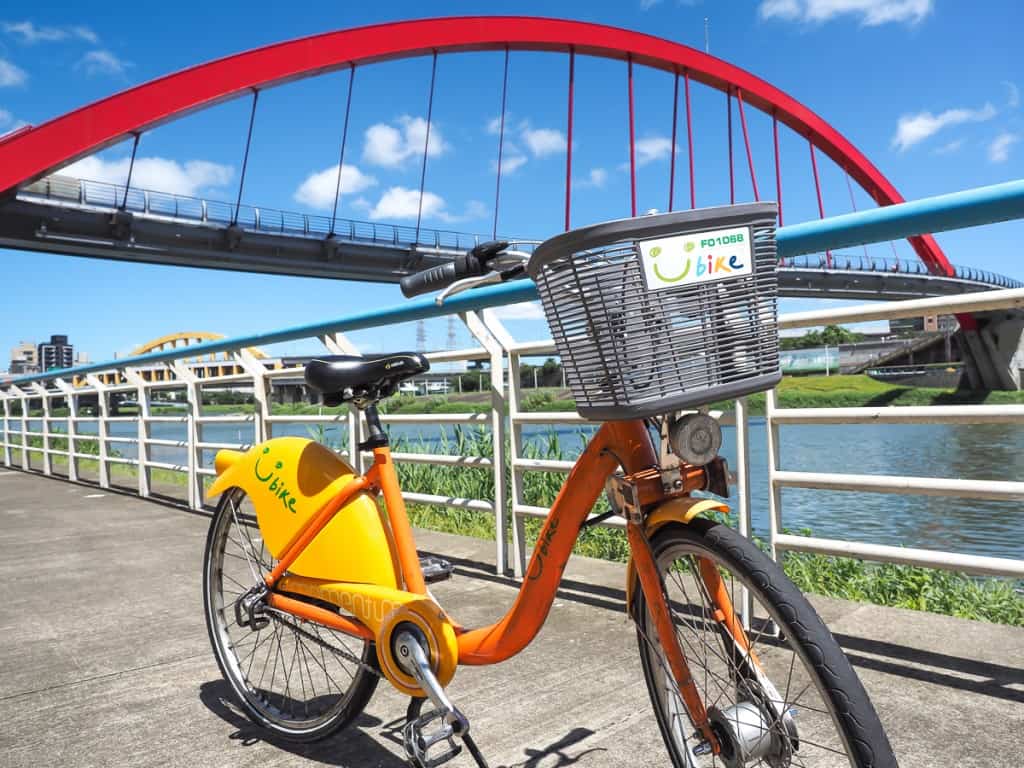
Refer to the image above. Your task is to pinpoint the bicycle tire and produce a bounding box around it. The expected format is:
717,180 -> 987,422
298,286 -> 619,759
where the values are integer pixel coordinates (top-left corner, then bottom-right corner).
634,518 -> 897,767
203,487 -> 379,742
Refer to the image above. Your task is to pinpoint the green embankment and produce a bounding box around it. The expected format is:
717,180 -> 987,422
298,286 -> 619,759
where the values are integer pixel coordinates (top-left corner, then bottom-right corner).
11,374 -> 1024,625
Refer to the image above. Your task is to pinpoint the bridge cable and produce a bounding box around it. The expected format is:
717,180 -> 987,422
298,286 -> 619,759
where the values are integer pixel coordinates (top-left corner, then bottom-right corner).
736,89 -> 759,201
627,55 -> 637,217
232,90 -> 260,226
565,48 -> 575,231
685,70 -> 695,209
492,46 -> 510,240
414,51 -> 438,249
808,139 -> 832,268
727,88 -> 735,204
120,133 -> 140,211
330,65 -> 357,236
843,166 -> 871,265
669,69 -> 679,212
772,111 -> 783,226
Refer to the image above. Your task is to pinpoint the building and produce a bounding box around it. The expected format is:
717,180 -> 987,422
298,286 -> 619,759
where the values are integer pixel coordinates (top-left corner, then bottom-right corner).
9,341 -> 38,375
889,314 -> 958,336
37,335 -> 74,371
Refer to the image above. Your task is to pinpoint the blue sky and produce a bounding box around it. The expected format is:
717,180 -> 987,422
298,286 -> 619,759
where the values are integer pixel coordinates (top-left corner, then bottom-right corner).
0,0 -> 1021,366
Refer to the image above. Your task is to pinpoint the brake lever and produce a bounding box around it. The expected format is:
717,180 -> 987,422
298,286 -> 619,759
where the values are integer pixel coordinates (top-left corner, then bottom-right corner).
435,272 -> 503,306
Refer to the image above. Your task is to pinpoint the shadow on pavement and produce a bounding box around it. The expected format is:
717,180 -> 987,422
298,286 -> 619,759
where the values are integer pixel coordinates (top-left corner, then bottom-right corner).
501,727 -> 605,767
833,633 -> 1024,704
199,679 -> 407,766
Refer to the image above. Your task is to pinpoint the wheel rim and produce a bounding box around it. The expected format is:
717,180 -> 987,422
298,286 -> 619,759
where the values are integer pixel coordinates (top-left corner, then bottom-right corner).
205,488 -> 373,734
638,535 -> 858,767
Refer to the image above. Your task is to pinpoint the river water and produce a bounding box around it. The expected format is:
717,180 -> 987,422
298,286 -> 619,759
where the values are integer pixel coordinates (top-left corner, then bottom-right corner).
21,416 -> 1024,562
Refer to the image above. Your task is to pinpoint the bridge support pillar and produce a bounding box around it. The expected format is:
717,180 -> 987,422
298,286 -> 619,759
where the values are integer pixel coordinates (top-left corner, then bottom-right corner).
960,310 -> 1024,390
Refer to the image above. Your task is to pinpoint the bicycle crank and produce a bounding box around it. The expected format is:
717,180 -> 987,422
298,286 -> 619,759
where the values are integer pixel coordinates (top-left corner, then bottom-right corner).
394,627 -> 489,768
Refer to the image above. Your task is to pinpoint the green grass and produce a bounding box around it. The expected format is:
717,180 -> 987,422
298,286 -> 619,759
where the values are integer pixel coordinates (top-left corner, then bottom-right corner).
9,398 -> 1022,626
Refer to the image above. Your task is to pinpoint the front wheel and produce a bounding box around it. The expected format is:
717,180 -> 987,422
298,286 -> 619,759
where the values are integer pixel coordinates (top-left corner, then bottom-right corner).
203,487 -> 380,741
635,518 -> 897,767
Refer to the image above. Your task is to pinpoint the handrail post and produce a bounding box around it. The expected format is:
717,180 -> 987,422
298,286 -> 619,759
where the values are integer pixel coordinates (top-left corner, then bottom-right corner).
734,396 -> 753,629
467,309 -> 514,576
0,390 -> 10,468
31,383 -> 52,477
123,368 -> 151,499
172,361 -> 202,510
233,350 -> 270,445
85,375 -> 111,489
764,388 -> 782,564
55,379 -> 78,483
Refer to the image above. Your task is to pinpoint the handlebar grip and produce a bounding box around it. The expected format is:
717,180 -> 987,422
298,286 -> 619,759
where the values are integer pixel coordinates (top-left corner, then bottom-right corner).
400,262 -> 459,298
400,253 -> 486,298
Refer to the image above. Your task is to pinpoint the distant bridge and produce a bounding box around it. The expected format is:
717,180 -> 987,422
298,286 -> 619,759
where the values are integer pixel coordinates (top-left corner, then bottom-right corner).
4,175 -> 1019,302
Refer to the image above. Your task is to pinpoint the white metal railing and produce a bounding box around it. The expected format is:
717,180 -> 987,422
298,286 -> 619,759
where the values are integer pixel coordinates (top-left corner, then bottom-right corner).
3,290 -> 1024,581
766,290 -> 1024,580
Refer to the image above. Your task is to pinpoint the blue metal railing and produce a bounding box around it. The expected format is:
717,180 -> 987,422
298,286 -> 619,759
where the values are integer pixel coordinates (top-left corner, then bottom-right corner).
5,178 -> 1024,388
782,253 -> 1024,289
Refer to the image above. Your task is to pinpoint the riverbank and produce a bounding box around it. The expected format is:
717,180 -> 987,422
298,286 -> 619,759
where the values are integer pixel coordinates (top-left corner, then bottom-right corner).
139,374 -> 1024,417
11,424 -> 1023,627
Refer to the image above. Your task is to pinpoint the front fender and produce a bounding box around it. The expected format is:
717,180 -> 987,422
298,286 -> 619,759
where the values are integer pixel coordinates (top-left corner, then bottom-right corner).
207,436 -> 399,587
625,497 -> 731,616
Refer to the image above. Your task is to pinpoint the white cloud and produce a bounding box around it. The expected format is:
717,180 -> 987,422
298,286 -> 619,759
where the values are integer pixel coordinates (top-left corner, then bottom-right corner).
293,164 -> 377,209
77,50 -> 130,77
60,155 -> 233,196
363,115 -> 448,168
988,132 -> 1020,164
0,58 -> 27,87
578,167 -> 608,189
759,0 -> 933,25
521,125 -> 567,157
1005,81 -> 1021,109
891,103 -> 997,151
499,152 -> 528,174
491,301 -> 545,320
369,187 -> 447,221
3,21 -> 97,44
635,136 -> 676,166
933,138 -> 964,155
367,186 -> 487,223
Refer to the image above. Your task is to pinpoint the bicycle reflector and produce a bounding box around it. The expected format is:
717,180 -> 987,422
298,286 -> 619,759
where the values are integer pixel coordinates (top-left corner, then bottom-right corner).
527,203 -> 781,420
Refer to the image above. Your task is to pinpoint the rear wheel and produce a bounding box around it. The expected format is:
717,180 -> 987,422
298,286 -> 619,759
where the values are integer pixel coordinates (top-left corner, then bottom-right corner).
203,487 -> 379,741
635,518 -> 897,767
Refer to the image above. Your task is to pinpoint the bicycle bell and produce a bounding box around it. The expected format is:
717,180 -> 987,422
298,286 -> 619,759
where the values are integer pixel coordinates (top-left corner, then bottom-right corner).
668,412 -> 722,466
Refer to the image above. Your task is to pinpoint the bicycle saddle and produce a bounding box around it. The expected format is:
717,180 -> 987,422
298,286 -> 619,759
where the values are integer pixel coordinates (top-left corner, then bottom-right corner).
305,353 -> 429,406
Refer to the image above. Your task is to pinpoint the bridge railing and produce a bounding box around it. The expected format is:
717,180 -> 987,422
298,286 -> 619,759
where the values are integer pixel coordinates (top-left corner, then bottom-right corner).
21,175 -> 495,253
782,252 -> 1024,288
2,179 -> 1024,579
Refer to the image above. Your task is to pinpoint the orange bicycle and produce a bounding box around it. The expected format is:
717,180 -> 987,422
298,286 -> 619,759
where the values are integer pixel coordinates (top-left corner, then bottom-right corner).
203,204 -> 897,767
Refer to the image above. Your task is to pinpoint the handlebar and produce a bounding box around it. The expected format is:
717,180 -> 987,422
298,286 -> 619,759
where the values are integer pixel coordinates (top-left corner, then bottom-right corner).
399,240 -> 514,299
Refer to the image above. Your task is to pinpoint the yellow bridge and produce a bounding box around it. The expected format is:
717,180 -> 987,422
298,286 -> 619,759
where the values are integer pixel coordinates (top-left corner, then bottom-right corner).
83,331 -> 279,386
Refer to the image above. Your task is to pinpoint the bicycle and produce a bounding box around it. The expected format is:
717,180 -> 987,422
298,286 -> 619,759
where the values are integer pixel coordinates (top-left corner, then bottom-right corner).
203,204 -> 897,767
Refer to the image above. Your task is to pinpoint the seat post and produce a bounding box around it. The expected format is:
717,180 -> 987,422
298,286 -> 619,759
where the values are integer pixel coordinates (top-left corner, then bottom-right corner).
359,403 -> 388,450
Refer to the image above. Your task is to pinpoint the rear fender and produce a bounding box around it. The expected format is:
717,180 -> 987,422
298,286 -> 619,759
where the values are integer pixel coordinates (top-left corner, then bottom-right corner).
625,497 -> 731,616
207,436 -> 399,587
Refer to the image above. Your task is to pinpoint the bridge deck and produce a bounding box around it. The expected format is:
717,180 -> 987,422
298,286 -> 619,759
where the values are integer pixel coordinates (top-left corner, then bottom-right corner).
1,468 -> 1020,767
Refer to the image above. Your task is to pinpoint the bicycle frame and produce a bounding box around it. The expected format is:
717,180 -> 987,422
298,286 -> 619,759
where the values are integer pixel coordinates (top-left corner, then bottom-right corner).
246,417 -> 748,748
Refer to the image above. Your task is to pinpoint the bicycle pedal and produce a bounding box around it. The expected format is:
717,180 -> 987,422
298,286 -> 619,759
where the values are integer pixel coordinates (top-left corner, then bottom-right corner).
419,555 -> 454,584
403,706 -> 462,767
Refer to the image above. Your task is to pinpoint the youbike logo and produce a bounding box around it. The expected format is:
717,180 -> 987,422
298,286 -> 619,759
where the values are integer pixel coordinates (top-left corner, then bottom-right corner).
639,225 -> 753,292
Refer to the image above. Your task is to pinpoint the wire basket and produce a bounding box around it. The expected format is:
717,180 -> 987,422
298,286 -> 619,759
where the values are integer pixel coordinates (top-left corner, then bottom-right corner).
526,203 -> 781,420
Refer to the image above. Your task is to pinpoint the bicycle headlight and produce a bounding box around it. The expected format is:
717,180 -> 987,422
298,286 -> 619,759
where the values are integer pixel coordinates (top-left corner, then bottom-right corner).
668,412 -> 722,466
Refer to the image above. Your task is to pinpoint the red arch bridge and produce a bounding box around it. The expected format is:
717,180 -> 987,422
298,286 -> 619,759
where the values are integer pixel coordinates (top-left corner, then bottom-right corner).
0,17 -> 1020,383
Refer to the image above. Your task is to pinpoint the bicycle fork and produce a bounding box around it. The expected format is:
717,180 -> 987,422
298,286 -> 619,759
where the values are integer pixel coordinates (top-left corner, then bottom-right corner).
627,521 -> 721,756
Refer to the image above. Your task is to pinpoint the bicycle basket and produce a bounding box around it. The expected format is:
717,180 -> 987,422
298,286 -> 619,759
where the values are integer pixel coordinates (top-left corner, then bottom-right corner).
526,203 -> 781,420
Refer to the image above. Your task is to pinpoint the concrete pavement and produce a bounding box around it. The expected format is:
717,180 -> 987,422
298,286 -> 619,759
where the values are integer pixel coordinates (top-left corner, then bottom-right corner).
0,467 -> 1021,767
